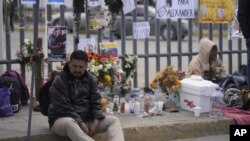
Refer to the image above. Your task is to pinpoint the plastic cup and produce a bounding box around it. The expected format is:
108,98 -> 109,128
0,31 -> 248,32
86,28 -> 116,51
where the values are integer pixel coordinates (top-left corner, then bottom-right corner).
194,106 -> 201,117
157,101 -> 164,113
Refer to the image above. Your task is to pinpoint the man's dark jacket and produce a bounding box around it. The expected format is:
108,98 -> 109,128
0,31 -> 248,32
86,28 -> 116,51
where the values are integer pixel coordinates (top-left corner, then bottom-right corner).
238,0 -> 250,39
48,63 -> 105,128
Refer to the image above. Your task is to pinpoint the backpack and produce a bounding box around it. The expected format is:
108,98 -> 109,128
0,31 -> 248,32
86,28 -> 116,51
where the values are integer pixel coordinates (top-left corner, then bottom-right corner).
0,74 -> 22,113
38,72 -> 66,116
2,70 -> 30,106
219,73 -> 248,92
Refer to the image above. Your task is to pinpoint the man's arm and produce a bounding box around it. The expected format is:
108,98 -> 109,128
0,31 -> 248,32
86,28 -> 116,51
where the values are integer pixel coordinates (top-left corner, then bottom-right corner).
49,75 -> 82,122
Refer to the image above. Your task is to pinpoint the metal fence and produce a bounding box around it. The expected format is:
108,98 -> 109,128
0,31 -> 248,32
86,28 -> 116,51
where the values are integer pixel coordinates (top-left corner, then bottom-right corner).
0,0 -> 247,89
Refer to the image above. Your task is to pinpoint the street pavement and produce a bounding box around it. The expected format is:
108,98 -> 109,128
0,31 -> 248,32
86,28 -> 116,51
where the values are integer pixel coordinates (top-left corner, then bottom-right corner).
169,134 -> 229,141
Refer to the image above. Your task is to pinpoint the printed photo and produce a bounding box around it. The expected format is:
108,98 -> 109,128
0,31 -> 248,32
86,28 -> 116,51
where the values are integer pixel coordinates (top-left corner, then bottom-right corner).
47,26 -> 67,61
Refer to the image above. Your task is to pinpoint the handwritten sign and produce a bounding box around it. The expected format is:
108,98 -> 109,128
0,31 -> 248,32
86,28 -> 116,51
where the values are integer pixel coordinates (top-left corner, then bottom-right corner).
199,0 -> 234,23
87,0 -> 101,7
122,0 -> 136,14
47,0 -> 65,5
21,0 -> 36,4
78,38 -> 97,53
133,22 -> 150,39
156,0 -> 195,19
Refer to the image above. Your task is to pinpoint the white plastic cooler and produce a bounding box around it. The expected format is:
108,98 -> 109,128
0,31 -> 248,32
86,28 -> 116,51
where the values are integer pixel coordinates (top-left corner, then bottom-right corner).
180,76 -> 217,113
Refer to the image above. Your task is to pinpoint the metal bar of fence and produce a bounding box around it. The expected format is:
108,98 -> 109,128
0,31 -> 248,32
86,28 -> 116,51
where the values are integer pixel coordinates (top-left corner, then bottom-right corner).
0,0 -> 3,74
198,23 -> 203,40
0,59 -> 20,64
109,13 -> 116,42
208,23 -> 213,40
46,5 -> 52,26
26,2 -> 40,141
228,39 -> 233,74
238,38 -> 242,70
215,50 -> 247,54
18,0 -> 25,79
144,0 -> 149,87
177,19 -> 182,70
60,5 -> 65,26
137,52 -> 197,57
46,4 -> 53,73
218,23 -> 223,60
97,29 -> 102,45
188,19 -> 193,62
121,11 -> 126,55
156,19 -> 160,72
85,0 -> 90,38
167,19 -> 171,66
136,50 -> 247,58
4,0 -> 11,70
132,5 -> 138,87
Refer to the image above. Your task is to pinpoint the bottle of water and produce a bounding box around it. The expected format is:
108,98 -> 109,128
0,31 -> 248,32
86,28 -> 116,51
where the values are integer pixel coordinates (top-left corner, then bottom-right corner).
209,86 -> 223,118
129,96 -> 135,115
154,86 -> 165,102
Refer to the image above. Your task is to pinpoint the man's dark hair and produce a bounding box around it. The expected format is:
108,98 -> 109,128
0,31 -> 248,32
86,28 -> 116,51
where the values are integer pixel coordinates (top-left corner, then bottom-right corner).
70,50 -> 88,62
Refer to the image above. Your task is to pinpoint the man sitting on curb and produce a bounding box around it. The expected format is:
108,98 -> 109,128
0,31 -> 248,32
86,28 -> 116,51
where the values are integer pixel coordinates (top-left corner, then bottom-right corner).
48,50 -> 125,141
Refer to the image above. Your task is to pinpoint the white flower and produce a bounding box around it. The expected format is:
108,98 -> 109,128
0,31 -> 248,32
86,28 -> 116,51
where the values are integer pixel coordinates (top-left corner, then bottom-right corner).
125,64 -> 131,68
103,67 -> 108,72
105,63 -> 112,69
98,64 -> 103,70
24,39 -> 31,44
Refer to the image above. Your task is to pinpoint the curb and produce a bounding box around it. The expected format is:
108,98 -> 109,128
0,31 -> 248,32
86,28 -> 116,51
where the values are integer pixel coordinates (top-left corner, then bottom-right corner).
0,117 -> 235,141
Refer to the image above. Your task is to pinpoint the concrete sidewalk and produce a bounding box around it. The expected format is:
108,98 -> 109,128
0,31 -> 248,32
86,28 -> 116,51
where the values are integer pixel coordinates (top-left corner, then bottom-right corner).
0,105 -> 235,141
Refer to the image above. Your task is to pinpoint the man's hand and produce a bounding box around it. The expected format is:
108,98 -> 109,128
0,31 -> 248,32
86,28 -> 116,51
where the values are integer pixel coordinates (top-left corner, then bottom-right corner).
78,122 -> 89,135
89,119 -> 100,137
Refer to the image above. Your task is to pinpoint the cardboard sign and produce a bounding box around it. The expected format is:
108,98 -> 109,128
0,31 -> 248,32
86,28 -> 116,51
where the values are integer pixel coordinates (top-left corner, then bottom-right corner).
199,0 -> 234,23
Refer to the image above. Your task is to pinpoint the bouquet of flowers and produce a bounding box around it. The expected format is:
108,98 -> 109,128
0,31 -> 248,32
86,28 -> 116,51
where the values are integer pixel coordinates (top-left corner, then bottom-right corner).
120,54 -> 138,94
16,39 -> 44,70
150,66 -> 185,94
87,52 -> 119,90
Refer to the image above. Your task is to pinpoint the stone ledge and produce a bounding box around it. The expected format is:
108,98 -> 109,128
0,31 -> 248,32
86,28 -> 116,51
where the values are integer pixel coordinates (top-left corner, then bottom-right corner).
0,117 -> 235,141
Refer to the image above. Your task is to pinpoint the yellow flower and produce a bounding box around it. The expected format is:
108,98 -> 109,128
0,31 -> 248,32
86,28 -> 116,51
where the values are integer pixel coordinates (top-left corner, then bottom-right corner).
104,75 -> 111,83
150,80 -> 158,89
155,72 -> 163,80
